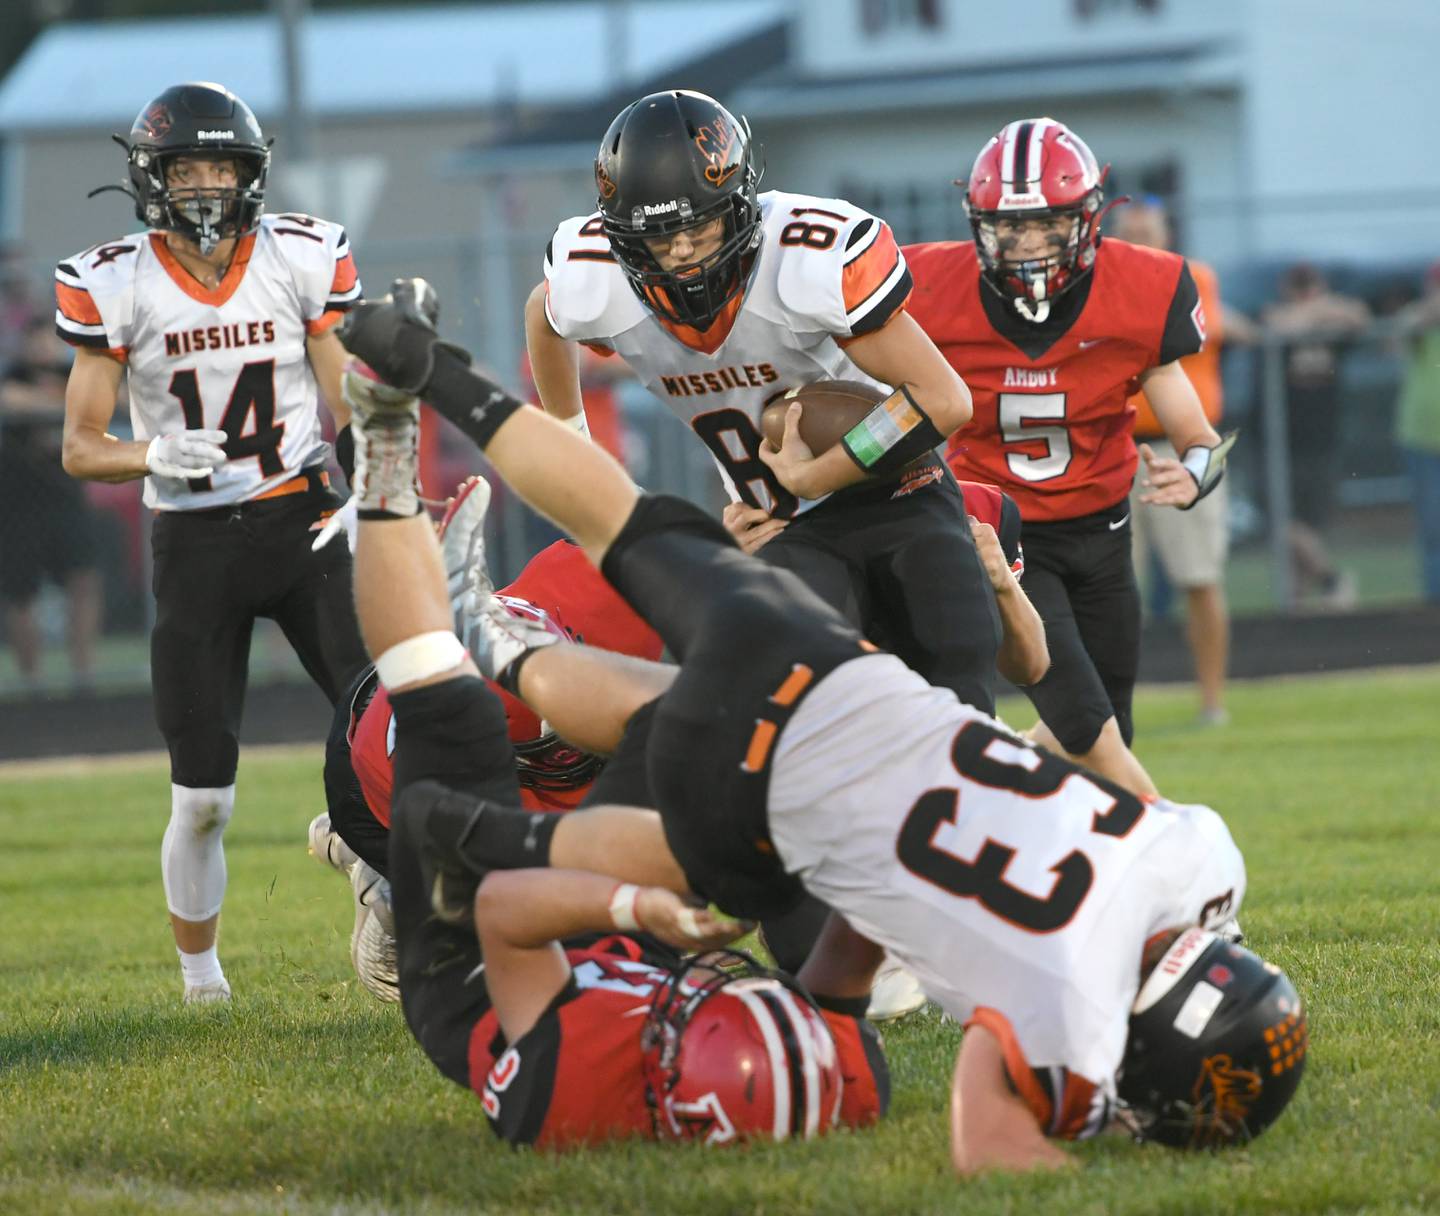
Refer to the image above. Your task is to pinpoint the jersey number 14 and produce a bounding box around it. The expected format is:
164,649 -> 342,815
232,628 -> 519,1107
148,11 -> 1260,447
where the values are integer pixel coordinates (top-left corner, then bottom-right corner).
169,359 -> 284,492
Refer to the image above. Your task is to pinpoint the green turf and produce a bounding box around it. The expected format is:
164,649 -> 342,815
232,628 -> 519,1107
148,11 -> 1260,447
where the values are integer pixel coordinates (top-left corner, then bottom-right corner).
2,669 -> 1437,1215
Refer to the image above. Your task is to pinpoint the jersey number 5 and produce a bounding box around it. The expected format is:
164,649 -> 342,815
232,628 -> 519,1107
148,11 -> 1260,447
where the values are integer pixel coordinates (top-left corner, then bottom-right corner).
998,391 -> 1072,482
896,721 -> 1145,933
169,359 -> 284,492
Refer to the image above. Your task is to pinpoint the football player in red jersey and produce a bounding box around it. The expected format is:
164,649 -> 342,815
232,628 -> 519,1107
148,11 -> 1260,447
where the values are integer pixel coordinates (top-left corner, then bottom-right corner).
333,284 -> 1304,1172
323,379 -> 887,1148
905,118 -> 1233,796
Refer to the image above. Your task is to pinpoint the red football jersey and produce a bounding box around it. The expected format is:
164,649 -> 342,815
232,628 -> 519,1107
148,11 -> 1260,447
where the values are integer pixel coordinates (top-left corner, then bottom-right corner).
349,540 -> 663,823
473,942 -> 888,1149
905,239 -> 1204,522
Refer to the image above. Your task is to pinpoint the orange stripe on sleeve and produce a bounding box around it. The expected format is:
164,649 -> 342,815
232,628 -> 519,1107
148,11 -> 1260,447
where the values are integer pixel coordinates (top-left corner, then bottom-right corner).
56,281 -> 102,327
306,309 -> 345,335
966,1007 -> 1053,1131
330,251 -> 358,296
842,225 -> 901,313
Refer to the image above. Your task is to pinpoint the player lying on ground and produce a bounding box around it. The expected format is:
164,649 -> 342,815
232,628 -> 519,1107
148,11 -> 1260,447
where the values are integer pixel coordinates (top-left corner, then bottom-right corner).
314,473 -> 931,1018
341,385 -> 887,1148
310,474 -> 668,1000
338,280 -> 1307,1173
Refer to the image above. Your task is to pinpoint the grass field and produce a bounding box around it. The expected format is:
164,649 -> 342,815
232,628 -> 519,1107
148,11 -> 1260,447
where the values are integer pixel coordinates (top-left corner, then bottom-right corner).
2,668 -> 1437,1216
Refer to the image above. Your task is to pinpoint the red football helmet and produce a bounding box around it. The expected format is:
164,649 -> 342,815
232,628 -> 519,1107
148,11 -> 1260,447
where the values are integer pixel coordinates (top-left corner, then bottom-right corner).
963,117 -> 1109,320
488,594 -> 605,793
643,953 -> 843,1145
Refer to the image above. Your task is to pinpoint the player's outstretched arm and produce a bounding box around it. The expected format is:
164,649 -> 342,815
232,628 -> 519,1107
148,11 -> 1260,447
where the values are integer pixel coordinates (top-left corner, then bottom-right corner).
970,519 -> 1049,686
1137,361 -> 1225,509
951,1026 -> 1075,1175
477,868 -> 747,1042
524,282 -> 587,427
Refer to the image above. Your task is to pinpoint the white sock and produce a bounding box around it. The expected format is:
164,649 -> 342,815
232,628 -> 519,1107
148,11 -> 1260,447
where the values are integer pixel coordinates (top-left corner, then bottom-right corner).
179,945 -> 226,990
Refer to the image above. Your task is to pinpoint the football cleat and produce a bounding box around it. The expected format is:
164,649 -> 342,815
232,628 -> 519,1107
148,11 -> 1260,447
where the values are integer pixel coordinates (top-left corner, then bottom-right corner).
308,812 -> 359,877
866,953 -> 928,1023
459,579 -> 562,691
439,474 -> 494,618
342,364 -> 422,517
183,978 -> 232,1005
349,860 -> 399,1003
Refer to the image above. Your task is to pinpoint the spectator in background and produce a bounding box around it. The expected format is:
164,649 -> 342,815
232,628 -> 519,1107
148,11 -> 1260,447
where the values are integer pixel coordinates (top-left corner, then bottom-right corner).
0,249 -> 39,371
0,317 -> 103,688
1394,261 -> 1440,604
1263,264 -> 1370,609
1116,200 -> 1255,726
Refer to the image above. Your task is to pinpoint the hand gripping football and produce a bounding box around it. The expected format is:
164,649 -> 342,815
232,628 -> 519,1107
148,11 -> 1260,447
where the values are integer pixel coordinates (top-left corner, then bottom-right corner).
759,380 -> 888,454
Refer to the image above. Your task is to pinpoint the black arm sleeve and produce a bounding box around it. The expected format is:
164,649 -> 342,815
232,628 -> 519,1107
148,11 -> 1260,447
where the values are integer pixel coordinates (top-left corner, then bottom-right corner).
1157,260 -> 1205,367
334,424 -> 354,486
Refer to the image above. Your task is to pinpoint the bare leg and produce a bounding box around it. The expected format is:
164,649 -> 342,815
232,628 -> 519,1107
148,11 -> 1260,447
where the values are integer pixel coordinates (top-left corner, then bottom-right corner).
1028,716 -> 1159,799
550,806 -> 691,891
5,601 -> 41,682
517,646 -> 675,755
1184,584 -> 1229,719
170,912 -> 218,954
65,568 -> 102,684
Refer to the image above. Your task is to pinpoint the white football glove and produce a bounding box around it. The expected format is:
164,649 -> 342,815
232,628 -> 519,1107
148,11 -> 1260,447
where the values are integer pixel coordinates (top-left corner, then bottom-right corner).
311,495 -> 359,553
146,430 -> 229,480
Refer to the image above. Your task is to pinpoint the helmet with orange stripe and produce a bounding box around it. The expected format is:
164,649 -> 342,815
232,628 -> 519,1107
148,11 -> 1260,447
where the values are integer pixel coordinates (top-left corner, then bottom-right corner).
643,951 -> 843,1145
1119,928 -> 1308,1148
118,82 -> 270,256
962,117 -> 1110,322
595,90 -> 763,331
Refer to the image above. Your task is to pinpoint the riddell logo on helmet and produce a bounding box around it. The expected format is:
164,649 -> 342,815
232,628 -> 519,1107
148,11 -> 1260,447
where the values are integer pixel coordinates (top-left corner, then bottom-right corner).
998,192 -> 1049,209
197,129 -> 236,140
643,200 -> 681,216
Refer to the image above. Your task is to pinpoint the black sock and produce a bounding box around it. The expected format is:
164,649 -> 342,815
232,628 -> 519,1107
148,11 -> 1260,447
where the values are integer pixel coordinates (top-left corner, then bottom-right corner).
423,348 -> 526,451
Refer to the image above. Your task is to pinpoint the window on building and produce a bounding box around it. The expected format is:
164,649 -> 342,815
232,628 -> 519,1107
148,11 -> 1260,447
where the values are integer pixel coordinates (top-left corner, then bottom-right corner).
859,0 -> 943,36
1074,0 -> 1161,18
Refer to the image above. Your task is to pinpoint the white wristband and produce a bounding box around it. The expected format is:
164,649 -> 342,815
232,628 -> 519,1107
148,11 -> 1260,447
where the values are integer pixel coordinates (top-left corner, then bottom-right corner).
608,883 -> 640,932
560,410 -> 591,439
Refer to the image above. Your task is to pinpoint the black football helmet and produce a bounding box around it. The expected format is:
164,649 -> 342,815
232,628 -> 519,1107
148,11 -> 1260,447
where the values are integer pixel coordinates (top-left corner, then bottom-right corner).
595,90 -> 762,331
115,82 -> 270,254
1119,928 -> 1308,1149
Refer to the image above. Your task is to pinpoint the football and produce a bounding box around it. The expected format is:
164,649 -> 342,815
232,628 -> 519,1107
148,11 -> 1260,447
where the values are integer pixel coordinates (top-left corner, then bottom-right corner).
759,380 -> 887,454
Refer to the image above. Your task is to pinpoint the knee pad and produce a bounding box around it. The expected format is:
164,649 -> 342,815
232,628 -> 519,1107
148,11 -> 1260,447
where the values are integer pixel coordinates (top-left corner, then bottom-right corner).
162,783 -> 236,922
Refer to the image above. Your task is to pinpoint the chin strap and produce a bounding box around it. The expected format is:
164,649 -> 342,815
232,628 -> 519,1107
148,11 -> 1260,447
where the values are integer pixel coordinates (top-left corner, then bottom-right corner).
1179,430 -> 1239,509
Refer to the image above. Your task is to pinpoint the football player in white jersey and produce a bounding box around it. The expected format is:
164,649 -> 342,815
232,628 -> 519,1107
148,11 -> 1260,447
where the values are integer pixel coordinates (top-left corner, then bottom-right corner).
334,283 -> 1308,1172
58,82 -> 369,1003
527,91 -> 1005,719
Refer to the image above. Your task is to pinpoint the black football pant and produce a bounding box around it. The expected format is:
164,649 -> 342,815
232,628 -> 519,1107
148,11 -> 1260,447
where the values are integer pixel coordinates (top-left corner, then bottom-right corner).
759,467 -> 1002,715
601,494 -> 869,921
1019,499 -> 1141,753
150,480 -> 368,787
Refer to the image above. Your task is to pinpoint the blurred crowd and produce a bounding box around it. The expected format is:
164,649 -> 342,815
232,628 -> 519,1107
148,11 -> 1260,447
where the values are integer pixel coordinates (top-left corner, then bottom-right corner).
4,211 -> 1440,697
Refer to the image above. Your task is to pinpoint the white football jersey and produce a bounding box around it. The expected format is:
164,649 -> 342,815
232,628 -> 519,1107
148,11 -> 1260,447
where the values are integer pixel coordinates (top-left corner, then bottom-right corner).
767,654 -> 1246,1137
55,214 -> 362,510
543,190 -> 912,516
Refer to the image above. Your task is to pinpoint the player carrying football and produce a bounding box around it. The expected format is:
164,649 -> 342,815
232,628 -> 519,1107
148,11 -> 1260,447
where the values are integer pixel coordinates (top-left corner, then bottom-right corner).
527,89 -> 1006,717
335,279 -> 1305,1173
58,82 -> 368,1002
331,362 -> 887,1148
905,118 -> 1233,796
